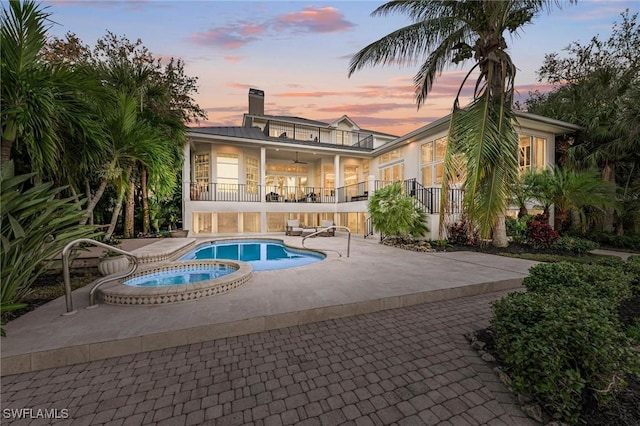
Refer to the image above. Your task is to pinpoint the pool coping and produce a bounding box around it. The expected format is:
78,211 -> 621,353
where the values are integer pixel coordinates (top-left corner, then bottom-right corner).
1,236 -> 540,376
99,261 -> 253,306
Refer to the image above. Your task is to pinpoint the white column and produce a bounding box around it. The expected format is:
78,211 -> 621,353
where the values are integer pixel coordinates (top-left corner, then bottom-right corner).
260,147 -> 267,233
334,155 -> 340,204
182,142 -> 191,232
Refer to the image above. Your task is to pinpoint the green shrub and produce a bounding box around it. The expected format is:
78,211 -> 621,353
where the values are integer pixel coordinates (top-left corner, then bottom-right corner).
589,232 -> 640,251
492,291 -> 639,424
506,216 -> 528,243
591,256 -> 626,269
551,236 -> 599,254
1,162 -> 98,335
624,256 -> 640,289
627,319 -> 640,344
368,182 -> 429,240
523,262 -> 632,304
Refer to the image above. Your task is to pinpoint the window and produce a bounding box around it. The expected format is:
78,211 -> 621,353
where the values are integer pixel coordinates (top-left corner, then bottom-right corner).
266,163 -> 309,200
217,153 -> 238,191
380,163 -> 404,182
519,135 -> 532,173
534,137 -> 546,170
362,160 -> 370,179
344,165 -> 359,197
420,137 -> 448,186
194,154 -> 209,191
379,149 -> 402,164
323,164 -> 334,196
245,157 -> 259,194
518,135 -> 547,173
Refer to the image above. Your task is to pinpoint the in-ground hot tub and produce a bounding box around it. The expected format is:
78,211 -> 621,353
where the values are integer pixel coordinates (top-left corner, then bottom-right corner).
99,260 -> 252,306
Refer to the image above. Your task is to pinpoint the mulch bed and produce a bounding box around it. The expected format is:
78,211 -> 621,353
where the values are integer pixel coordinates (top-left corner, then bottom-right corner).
3,268 -> 101,323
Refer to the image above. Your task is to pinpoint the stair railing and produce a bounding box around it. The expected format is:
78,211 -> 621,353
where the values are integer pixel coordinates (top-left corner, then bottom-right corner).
61,238 -> 138,315
301,226 -> 351,257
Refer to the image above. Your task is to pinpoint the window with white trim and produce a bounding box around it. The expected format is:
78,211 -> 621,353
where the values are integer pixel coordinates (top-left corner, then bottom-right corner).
217,153 -> 238,191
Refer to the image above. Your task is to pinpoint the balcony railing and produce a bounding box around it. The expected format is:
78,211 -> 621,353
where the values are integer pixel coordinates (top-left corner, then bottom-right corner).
336,181 -> 369,203
188,181 -> 463,212
189,183 -> 335,203
263,120 -> 374,149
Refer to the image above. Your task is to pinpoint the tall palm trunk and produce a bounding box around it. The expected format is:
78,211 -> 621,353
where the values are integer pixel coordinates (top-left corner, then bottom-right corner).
141,167 -> 150,234
104,165 -> 133,240
602,162 -> 615,232
124,177 -> 136,238
1,139 -> 12,169
80,178 -> 108,225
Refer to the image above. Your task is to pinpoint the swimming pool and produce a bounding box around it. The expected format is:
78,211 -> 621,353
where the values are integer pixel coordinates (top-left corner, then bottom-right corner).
99,260 -> 253,306
179,239 -> 325,271
124,265 -> 235,287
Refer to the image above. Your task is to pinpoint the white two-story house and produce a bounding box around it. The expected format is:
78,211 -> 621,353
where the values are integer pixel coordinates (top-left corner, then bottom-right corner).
183,88 -> 580,238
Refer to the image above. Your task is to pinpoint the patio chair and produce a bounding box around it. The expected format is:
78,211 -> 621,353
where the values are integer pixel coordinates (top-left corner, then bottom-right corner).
317,220 -> 335,237
285,219 -> 304,236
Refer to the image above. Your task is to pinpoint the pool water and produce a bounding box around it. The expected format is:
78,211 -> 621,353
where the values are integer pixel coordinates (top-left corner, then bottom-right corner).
124,266 -> 235,287
179,240 -> 324,271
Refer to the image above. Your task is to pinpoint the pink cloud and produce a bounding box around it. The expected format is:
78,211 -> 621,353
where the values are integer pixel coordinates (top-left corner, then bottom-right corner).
224,55 -> 244,63
226,82 -> 254,90
275,91 -> 345,98
191,22 -> 266,49
317,103 -> 416,115
273,6 -> 355,34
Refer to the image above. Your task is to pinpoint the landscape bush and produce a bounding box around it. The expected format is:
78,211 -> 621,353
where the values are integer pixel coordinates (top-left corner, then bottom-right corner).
551,236 -> 599,254
492,291 -> 639,424
447,221 -> 475,245
625,255 -> 640,289
523,262 -> 632,304
525,213 -> 559,248
588,232 -> 640,251
505,216 -> 528,244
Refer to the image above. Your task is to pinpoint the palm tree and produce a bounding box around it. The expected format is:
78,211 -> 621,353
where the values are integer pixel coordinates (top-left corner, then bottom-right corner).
1,0 -> 104,179
349,0 -> 573,246
368,182 -> 428,241
85,91 -> 174,240
528,166 -> 618,232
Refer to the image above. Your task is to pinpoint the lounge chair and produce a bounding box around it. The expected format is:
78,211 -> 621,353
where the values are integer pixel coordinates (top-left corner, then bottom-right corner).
318,220 -> 335,237
285,219 -> 304,236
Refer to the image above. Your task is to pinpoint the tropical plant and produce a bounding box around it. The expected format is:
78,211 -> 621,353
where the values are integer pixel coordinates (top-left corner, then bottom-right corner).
527,166 -> 617,231
368,182 -> 428,241
0,162 -> 98,335
528,10 -> 640,233
1,0 -> 105,179
349,0 -> 574,247
100,91 -> 176,240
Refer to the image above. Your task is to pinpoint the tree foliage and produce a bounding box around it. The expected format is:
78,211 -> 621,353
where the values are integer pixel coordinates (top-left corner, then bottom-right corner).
526,10 -> 640,233
349,0 -> 574,247
368,182 -> 428,240
1,162 -> 98,335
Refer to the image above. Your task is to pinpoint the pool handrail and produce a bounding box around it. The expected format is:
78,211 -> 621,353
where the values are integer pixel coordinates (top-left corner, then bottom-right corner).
62,238 -> 139,315
301,226 -> 351,258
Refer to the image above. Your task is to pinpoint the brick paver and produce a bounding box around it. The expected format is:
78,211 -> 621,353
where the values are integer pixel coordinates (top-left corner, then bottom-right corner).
1,291 -> 537,425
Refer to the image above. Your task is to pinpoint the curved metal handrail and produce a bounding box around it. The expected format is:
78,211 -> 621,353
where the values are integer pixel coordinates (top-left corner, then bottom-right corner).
301,226 -> 351,258
62,238 -> 138,315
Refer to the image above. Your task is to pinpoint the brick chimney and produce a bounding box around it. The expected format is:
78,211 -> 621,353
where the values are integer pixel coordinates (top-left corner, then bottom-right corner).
248,88 -> 264,116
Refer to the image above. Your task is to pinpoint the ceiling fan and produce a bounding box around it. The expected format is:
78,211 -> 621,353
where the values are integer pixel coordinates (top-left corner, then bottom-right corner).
292,152 -> 308,165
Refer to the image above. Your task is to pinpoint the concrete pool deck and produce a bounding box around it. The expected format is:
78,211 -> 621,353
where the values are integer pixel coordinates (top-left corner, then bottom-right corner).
0,235 -> 539,375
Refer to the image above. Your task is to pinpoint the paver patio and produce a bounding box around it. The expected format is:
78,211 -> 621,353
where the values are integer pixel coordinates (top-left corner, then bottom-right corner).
1,290 -> 538,425
1,235 -> 542,424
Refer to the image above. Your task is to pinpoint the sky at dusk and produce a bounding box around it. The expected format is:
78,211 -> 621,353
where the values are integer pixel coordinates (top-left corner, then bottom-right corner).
40,0 -> 639,136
